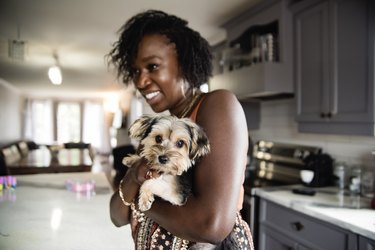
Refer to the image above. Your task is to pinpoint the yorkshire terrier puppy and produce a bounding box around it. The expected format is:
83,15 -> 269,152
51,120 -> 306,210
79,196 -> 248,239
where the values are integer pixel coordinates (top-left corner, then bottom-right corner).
123,114 -> 210,211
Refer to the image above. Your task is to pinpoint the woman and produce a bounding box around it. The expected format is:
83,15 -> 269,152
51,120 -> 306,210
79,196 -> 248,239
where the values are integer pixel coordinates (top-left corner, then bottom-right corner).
108,10 -> 254,249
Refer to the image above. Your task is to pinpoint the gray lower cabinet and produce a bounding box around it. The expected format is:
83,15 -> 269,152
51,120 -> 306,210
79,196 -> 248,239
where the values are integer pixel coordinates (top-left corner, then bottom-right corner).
360,236 -> 375,250
258,199 -> 357,250
292,0 -> 375,136
260,225 -> 311,250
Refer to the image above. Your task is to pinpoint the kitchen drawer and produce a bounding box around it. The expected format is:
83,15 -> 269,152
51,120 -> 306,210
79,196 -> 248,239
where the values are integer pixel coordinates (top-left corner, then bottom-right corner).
260,199 -> 354,250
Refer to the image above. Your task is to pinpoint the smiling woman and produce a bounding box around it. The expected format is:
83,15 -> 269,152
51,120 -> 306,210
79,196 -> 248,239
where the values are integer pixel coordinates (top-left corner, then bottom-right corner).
108,9 -> 254,249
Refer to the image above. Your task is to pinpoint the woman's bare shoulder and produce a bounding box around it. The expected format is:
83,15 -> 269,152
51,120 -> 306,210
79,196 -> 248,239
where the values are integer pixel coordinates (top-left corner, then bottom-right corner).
205,89 -> 236,100
200,89 -> 241,116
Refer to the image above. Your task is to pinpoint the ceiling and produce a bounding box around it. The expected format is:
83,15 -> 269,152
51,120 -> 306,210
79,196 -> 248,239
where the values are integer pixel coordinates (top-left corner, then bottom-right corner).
0,0 -> 260,98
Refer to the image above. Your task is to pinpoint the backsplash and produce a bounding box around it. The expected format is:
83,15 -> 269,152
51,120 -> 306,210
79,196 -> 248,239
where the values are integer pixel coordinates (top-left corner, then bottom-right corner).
249,99 -> 375,168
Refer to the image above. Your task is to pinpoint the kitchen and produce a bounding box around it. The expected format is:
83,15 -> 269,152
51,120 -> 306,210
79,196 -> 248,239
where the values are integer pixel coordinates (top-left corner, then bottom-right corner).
1,0 -> 375,249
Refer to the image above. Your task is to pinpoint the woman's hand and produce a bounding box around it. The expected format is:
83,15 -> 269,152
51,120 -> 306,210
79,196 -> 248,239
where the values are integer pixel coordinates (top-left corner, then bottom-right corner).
110,157 -> 152,227
132,158 -> 160,183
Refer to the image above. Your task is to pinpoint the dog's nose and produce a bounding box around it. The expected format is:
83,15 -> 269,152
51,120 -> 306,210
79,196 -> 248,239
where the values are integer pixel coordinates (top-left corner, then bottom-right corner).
158,155 -> 168,164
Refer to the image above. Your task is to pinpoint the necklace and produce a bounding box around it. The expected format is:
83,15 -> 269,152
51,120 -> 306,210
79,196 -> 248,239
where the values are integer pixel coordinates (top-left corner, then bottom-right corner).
179,91 -> 203,118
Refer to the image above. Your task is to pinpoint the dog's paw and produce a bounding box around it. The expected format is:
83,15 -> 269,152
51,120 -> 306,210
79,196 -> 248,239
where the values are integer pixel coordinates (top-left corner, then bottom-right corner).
138,200 -> 152,212
122,155 -> 140,167
138,191 -> 155,211
138,197 -> 153,211
167,194 -> 186,206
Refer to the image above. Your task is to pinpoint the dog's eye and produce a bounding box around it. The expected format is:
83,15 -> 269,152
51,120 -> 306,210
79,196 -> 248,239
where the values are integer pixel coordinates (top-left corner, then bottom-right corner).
155,135 -> 163,143
176,140 -> 185,148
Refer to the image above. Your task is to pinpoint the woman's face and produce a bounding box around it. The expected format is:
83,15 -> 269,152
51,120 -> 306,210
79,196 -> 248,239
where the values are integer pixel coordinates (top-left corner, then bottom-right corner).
133,34 -> 188,114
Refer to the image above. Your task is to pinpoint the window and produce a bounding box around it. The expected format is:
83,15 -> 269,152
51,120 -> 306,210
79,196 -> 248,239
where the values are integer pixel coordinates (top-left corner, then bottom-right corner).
57,102 -> 81,143
24,99 -> 110,153
83,101 -> 104,150
24,99 -> 53,144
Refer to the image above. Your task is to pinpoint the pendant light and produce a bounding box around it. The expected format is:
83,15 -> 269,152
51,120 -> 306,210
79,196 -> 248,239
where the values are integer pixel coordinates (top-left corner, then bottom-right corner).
48,53 -> 62,85
9,24 -> 26,61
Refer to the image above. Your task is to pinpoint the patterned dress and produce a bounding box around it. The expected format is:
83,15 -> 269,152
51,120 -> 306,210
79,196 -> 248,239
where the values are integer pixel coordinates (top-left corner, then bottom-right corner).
134,212 -> 254,250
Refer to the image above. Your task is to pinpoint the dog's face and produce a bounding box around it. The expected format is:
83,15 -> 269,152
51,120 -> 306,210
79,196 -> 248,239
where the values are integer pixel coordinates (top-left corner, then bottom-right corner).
129,115 -> 210,175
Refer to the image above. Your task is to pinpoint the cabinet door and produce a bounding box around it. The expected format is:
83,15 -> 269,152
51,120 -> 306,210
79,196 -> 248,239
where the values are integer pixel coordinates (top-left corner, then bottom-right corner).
295,0 -> 375,135
360,236 -> 375,250
295,1 -> 330,122
331,0 -> 373,123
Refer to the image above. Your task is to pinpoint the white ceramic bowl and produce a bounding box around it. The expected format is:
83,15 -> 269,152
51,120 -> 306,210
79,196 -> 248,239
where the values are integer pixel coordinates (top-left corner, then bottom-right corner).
300,170 -> 314,184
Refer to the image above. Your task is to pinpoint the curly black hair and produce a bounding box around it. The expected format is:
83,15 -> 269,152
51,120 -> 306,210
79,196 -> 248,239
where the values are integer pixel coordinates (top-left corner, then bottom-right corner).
108,10 -> 213,88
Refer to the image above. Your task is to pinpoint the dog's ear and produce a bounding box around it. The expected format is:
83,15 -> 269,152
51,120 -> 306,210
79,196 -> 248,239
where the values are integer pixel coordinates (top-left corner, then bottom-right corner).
182,119 -> 211,160
128,115 -> 157,141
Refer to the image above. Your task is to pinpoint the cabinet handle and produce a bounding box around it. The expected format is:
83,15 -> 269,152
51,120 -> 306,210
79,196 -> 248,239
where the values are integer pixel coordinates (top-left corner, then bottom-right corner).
320,112 -> 333,119
291,221 -> 304,231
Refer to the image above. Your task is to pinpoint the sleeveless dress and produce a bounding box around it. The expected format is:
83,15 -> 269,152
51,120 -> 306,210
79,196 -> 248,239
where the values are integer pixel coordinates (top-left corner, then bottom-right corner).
132,95 -> 254,250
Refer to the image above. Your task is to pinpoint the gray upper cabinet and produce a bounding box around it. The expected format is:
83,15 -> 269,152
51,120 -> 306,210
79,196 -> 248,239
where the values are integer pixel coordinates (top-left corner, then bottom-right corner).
293,0 -> 375,135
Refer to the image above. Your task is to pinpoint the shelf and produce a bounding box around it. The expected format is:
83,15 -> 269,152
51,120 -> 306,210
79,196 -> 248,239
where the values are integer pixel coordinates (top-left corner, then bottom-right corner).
210,62 -> 293,101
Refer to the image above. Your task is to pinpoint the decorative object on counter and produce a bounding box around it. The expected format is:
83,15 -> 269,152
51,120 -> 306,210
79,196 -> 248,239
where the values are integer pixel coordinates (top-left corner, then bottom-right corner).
334,162 -> 350,189
349,167 -> 362,195
0,176 -> 17,190
361,168 -> 374,198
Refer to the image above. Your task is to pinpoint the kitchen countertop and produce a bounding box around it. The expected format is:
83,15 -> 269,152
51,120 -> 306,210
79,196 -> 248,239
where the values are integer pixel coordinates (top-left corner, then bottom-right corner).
253,185 -> 375,240
0,172 -> 134,250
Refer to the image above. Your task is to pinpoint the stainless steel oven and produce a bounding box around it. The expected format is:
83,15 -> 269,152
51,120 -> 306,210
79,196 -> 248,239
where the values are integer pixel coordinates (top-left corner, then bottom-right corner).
241,140 -> 322,248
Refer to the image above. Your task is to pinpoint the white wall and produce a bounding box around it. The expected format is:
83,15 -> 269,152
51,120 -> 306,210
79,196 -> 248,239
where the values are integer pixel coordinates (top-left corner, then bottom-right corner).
0,79 -> 22,142
249,99 -> 375,168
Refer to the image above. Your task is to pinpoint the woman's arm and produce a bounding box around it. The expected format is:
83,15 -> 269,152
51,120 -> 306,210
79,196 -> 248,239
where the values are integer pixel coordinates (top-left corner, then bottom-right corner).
146,89 -> 249,243
109,159 -> 149,226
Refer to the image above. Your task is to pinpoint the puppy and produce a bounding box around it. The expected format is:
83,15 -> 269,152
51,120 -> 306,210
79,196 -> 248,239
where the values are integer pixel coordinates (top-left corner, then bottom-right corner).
123,114 -> 210,211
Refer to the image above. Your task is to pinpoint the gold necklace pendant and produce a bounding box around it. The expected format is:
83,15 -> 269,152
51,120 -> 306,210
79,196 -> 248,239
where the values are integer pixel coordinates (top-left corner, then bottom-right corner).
180,92 -> 203,118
